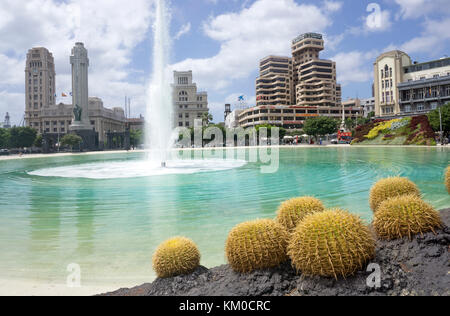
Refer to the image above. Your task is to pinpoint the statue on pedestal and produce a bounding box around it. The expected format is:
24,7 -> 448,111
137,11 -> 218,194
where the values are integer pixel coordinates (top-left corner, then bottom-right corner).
73,104 -> 82,122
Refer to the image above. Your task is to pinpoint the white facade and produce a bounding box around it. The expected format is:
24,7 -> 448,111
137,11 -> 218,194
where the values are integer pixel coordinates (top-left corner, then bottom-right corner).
172,71 -> 209,127
225,109 -> 243,129
373,50 -> 412,117
361,97 -> 375,117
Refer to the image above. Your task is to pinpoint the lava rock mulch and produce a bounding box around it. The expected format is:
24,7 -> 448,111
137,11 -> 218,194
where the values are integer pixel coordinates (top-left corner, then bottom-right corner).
101,209 -> 450,296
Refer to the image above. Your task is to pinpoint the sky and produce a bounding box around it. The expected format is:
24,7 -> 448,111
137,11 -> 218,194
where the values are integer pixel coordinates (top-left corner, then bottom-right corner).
0,0 -> 450,125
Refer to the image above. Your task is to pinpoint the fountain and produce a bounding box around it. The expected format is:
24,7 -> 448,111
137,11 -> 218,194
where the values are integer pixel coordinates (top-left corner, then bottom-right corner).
146,0 -> 173,165
27,0 -> 247,180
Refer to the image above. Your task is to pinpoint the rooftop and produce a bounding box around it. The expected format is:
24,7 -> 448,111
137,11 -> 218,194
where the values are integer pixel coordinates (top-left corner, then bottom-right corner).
404,57 -> 450,74
292,33 -> 323,45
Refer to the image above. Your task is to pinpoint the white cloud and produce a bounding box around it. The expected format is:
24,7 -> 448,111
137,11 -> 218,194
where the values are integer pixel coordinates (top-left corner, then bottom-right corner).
171,0 -> 337,92
388,18 -> 450,56
331,50 -> 379,85
174,23 -> 191,40
323,1 -> 343,13
364,8 -> 392,32
0,91 -> 25,126
395,0 -> 450,19
0,0 -> 154,124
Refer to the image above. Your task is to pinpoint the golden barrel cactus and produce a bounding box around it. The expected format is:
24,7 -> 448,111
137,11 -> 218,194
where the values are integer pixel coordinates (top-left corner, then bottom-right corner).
445,166 -> 450,194
373,195 -> 443,240
226,219 -> 289,273
369,177 -> 421,212
152,237 -> 201,278
288,209 -> 375,279
275,197 -> 325,233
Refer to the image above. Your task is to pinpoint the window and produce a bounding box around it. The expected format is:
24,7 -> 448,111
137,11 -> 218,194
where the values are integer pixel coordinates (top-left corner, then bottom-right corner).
185,122 -> 189,127
381,70 -> 384,79
404,105 -> 411,113
418,104 -> 425,111
179,122 -> 183,127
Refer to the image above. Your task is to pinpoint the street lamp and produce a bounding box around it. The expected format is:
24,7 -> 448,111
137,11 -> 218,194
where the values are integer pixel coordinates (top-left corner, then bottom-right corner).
439,106 -> 443,146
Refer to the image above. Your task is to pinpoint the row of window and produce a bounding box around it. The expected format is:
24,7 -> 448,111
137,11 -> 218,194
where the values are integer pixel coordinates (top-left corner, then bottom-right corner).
381,91 -> 394,103
178,104 -> 205,109
177,77 -> 189,85
381,65 -> 393,79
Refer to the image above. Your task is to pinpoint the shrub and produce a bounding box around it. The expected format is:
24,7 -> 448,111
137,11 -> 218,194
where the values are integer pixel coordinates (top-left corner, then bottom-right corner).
373,195 -> 443,240
288,209 -> 375,279
275,197 -> 325,233
226,219 -> 289,273
152,237 -> 201,278
446,166 -> 450,194
404,115 -> 435,145
369,177 -> 421,212
365,119 -> 401,140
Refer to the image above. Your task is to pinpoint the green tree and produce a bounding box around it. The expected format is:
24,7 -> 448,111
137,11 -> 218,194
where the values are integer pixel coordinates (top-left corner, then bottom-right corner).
255,124 -> 286,141
34,134 -> 43,148
8,127 -> 37,148
303,117 -> 339,139
357,117 -> 371,127
428,103 -> 450,133
130,129 -> 143,148
202,112 -> 213,126
0,128 -> 10,149
60,134 -> 82,151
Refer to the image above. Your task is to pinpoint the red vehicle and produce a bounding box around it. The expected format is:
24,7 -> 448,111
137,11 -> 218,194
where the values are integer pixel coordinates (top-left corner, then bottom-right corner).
338,130 -> 353,144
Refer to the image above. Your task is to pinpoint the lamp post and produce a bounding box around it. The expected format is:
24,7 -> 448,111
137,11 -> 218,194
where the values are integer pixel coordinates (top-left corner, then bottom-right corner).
439,106 -> 443,146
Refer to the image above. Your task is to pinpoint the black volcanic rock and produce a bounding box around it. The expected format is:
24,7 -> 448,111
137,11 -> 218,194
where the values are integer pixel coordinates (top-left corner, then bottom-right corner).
101,209 -> 450,297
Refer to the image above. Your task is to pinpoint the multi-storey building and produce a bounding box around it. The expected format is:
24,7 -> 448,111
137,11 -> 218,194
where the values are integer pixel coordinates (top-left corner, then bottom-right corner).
38,97 -> 126,143
373,50 -> 412,117
24,47 -> 56,130
237,103 -> 361,129
292,33 -> 342,110
360,97 -> 376,117
374,51 -> 450,117
240,33 -> 348,129
24,46 -> 126,145
256,56 -> 294,106
172,71 -> 209,128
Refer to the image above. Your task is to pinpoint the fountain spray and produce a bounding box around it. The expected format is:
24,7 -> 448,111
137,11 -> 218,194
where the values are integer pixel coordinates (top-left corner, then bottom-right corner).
146,0 -> 173,166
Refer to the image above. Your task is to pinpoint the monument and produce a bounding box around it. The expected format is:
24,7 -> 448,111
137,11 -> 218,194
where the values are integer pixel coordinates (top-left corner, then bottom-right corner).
69,42 -> 98,150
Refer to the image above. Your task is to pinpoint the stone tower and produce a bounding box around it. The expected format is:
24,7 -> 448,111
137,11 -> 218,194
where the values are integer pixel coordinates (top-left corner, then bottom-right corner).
24,47 -> 56,132
70,42 -> 91,130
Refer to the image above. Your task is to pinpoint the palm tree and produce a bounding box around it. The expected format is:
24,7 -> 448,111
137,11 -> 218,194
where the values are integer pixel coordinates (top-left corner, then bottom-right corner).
202,112 -> 213,126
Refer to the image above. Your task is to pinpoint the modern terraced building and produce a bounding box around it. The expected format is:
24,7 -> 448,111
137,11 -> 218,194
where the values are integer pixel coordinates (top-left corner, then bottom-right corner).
240,33 -> 350,128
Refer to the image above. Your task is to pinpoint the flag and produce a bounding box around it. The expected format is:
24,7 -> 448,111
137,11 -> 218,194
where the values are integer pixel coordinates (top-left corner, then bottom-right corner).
62,93 -> 67,97
70,92 -> 73,96
238,95 -> 245,102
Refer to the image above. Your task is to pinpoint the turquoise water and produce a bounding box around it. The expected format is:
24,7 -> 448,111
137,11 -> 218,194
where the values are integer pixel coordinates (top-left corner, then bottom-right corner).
0,147 -> 448,286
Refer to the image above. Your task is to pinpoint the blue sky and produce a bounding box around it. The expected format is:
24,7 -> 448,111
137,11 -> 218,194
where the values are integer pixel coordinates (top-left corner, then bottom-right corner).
1,0 -> 450,125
